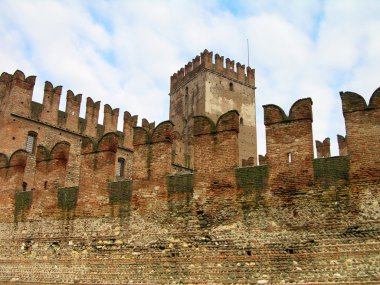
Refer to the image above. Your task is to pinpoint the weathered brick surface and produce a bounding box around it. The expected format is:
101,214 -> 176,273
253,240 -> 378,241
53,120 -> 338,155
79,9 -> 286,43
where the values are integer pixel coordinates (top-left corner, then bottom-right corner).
316,138 -> 331,158
169,50 -> 257,167
341,89 -> 380,182
0,65 -> 379,285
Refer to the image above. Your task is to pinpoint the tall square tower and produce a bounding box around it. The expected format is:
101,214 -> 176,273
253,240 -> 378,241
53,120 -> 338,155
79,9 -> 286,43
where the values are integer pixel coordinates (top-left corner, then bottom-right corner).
169,50 -> 257,167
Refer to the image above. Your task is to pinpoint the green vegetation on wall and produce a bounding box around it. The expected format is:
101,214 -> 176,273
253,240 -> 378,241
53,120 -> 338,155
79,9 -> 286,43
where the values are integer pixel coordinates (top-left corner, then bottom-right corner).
313,156 -> 349,187
58,186 -> 79,211
108,180 -> 132,222
108,180 -> 132,205
167,174 -> 193,199
14,191 -> 33,223
167,174 -> 194,215
236,165 -> 268,194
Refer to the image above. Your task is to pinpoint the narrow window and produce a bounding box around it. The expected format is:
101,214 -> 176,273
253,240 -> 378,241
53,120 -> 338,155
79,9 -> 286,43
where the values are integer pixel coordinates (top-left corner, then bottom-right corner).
229,82 -> 234,91
240,117 -> 244,125
26,132 -> 37,153
22,182 -> 27,192
287,152 -> 292,163
117,158 -> 125,177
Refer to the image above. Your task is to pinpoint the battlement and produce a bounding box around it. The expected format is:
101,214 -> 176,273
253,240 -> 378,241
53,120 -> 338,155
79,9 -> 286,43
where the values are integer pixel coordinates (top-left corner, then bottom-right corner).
0,53 -> 379,285
0,70 -> 36,90
263,98 -> 313,125
0,70 -> 143,148
340,87 -> 380,114
316,138 -> 331,158
170,49 -> 255,92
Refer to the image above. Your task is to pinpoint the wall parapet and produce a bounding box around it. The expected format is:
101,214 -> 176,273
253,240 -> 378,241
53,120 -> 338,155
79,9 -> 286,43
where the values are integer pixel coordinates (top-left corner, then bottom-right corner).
1,69 -> 140,144
170,50 -> 255,93
263,98 -> 313,126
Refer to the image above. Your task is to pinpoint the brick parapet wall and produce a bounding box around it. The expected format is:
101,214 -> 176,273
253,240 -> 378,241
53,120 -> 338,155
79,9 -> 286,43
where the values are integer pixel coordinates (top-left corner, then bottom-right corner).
0,68 -> 379,284
170,49 -> 255,93
340,88 -> 380,182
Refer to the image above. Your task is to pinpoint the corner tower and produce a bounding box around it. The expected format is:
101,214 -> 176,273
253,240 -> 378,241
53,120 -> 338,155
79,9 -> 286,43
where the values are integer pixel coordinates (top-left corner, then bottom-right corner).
169,49 -> 257,167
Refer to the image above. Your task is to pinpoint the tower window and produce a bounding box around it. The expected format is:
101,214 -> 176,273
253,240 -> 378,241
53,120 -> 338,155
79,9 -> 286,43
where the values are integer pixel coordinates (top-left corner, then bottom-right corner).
240,117 -> 244,125
22,182 -> 27,192
117,158 -> 125,177
229,82 -> 234,91
26,132 -> 37,153
287,152 -> 292,163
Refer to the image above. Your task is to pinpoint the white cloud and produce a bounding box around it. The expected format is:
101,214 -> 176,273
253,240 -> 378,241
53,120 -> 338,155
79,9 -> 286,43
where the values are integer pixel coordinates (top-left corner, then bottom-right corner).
0,0 -> 379,158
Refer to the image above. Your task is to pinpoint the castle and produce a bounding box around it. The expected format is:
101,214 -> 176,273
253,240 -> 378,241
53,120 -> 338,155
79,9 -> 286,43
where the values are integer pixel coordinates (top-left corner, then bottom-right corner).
0,50 -> 379,284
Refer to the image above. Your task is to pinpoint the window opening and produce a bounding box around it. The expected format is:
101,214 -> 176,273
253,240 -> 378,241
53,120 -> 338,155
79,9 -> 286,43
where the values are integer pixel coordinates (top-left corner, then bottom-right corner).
240,117 -> 244,125
22,182 -> 27,192
287,152 -> 292,163
229,82 -> 234,91
26,132 -> 37,153
117,158 -> 125,177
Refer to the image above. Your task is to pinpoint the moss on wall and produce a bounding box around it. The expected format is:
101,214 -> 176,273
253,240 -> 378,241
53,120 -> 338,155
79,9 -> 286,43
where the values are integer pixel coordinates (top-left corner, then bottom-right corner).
236,165 -> 268,194
167,174 -> 193,198
58,187 -> 79,211
313,156 -> 349,186
108,180 -> 132,205
235,165 -> 268,219
167,174 -> 193,216
108,180 -> 132,222
14,191 -> 33,223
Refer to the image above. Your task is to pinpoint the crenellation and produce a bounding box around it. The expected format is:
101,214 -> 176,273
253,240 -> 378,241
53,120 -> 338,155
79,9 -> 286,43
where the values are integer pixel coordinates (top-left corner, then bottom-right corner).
103,104 -> 119,133
0,56 -> 379,285
316,138 -> 330,158
11,70 -> 37,88
200,49 -> 213,69
41,81 -> 62,124
122,111 -> 136,149
340,91 -> 367,113
258,154 -> 267,165
289,97 -> 313,120
84,97 -> 101,137
340,89 -> 380,182
185,61 -> 193,75
264,98 -> 314,189
141,118 -> 150,130
263,104 -> 287,125
65,90 -> 82,132
178,67 -> 185,80
214,53 -> 224,73
0,71 -> 12,82
225,58 -> 235,77
1,70 -> 37,117
369,87 -> 380,107
192,55 -> 201,69
246,66 -> 255,85
170,50 -> 255,94
337,134 -> 348,156
236,62 -> 245,82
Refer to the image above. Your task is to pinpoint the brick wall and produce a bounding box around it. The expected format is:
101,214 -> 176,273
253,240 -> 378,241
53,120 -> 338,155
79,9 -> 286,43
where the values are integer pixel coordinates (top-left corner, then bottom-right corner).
0,69 -> 379,284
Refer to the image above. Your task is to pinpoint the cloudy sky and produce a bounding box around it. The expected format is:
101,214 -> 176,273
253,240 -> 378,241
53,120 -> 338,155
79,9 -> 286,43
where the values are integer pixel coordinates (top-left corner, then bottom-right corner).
1,0 -> 379,156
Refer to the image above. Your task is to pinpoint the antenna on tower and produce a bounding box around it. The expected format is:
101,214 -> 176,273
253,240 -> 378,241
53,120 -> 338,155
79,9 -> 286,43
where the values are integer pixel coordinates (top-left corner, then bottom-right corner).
247,39 -> 250,66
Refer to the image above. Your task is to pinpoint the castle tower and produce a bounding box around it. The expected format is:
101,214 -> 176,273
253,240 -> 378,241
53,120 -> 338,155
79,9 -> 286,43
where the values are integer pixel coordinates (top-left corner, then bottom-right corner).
169,50 -> 257,167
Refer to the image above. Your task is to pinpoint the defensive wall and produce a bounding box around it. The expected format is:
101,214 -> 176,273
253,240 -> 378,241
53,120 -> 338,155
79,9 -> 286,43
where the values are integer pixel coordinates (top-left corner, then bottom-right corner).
0,66 -> 379,284
169,50 -> 257,167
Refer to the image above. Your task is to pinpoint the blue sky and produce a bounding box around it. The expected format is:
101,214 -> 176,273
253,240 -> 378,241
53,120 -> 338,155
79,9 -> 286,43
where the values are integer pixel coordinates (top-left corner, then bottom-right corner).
1,0 -> 379,156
